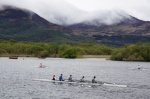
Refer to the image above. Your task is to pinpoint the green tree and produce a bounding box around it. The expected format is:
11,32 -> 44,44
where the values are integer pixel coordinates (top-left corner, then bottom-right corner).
58,44 -> 70,57
61,47 -> 77,58
0,48 -> 7,55
39,50 -> 49,57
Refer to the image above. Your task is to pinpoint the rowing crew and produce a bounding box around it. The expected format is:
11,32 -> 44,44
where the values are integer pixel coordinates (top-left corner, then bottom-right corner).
52,74 -> 97,83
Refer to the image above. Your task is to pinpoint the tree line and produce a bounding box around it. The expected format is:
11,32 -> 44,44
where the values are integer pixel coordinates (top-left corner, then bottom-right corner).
111,42 -> 150,61
0,40 -> 112,58
0,40 -> 150,61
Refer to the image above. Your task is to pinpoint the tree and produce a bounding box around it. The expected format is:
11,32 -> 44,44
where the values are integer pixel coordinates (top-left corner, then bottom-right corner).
61,47 -> 77,58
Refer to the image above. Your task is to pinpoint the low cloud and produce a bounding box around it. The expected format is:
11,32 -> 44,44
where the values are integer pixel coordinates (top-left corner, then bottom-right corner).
0,0 -> 86,25
0,0 -> 149,25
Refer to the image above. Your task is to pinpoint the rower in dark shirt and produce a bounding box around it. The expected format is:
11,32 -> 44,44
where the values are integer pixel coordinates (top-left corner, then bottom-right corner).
68,75 -> 73,82
92,76 -> 97,83
80,76 -> 85,82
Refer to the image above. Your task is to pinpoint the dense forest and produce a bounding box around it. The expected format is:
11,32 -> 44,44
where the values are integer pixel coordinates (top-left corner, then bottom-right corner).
0,40 -> 112,58
111,42 -> 150,61
0,40 -> 150,61
92,35 -> 150,47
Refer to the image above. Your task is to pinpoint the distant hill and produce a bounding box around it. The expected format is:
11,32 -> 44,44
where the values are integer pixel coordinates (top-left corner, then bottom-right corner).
0,5 -> 150,46
67,13 -> 150,46
68,16 -> 150,36
0,5 -> 93,43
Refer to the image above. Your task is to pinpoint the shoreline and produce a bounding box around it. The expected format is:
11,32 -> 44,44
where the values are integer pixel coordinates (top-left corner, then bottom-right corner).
0,55 -> 111,58
80,55 -> 111,58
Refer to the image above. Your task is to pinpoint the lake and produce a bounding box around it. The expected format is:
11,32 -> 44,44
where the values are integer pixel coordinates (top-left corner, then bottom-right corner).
0,57 -> 150,99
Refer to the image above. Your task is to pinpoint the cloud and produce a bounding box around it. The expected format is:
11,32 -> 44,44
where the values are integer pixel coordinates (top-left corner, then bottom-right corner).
83,10 -> 131,25
66,0 -> 150,22
0,0 -> 87,25
0,0 -> 150,25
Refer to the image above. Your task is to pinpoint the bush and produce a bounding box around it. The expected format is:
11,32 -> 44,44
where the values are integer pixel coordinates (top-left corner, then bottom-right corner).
111,43 -> 150,61
60,47 -> 77,58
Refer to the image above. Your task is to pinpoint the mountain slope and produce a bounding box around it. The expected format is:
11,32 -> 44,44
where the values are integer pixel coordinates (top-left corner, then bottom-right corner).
0,5 -> 150,46
0,6 -> 93,43
67,14 -> 150,46
68,14 -> 150,36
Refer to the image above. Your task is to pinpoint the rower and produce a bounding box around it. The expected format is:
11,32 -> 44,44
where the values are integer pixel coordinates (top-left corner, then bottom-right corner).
52,75 -> 56,80
59,74 -> 64,81
80,76 -> 85,82
68,75 -> 73,82
40,63 -> 43,68
92,76 -> 97,83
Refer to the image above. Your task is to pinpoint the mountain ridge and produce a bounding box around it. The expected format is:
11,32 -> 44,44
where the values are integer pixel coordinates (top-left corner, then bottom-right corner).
0,5 -> 150,46
0,5 -> 94,43
67,15 -> 150,36
0,5 -> 65,30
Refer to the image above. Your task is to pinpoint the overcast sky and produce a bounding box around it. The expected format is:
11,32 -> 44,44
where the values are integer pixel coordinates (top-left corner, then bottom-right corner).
0,0 -> 150,25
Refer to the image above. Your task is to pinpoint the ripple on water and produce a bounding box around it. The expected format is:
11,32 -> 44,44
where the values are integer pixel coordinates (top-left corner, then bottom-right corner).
0,58 -> 150,99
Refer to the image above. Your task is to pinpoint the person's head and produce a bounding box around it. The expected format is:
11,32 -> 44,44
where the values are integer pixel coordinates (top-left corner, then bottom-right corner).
61,74 -> 63,76
82,76 -> 84,78
94,76 -> 96,78
70,75 -> 72,77
53,75 -> 55,77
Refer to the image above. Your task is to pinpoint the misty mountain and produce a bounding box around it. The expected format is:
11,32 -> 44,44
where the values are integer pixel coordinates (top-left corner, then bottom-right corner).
0,5 -> 93,43
66,12 -> 150,46
0,6 -> 65,30
67,12 -> 150,36
0,5 -> 150,46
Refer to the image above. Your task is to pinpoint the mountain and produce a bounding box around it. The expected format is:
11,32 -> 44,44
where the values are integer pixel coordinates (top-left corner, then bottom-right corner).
68,13 -> 150,36
0,5 -> 150,46
67,13 -> 150,46
0,5 -> 92,43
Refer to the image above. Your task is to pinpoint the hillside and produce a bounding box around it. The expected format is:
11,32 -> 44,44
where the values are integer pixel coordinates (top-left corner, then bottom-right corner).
0,5 -> 150,46
0,6 -> 93,43
67,15 -> 150,46
68,17 -> 150,36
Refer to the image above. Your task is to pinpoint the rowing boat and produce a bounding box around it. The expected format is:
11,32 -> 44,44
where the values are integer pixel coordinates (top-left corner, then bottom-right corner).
33,78 -> 127,87
33,79 -> 78,84
103,83 -> 127,87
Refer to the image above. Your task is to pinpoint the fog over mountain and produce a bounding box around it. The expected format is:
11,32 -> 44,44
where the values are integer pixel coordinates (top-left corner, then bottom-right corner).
0,0 -> 150,25
0,3 -> 150,46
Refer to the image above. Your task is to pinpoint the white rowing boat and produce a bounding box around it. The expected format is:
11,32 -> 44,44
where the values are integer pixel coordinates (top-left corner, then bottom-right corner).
103,83 -> 127,87
33,78 -> 127,87
33,79 -> 78,84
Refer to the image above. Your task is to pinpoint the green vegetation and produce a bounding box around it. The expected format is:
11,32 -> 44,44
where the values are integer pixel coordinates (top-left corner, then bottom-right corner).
93,35 -> 150,47
111,42 -> 150,61
59,45 -> 77,58
0,40 -> 150,61
1,6 -> 103,45
0,40 -> 112,58
0,19 -> 66,42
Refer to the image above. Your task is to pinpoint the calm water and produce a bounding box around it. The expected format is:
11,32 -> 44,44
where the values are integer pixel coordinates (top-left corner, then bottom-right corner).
0,57 -> 150,99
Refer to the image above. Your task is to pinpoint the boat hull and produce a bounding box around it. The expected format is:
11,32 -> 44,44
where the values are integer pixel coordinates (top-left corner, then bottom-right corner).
33,79 -> 127,87
9,56 -> 18,59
